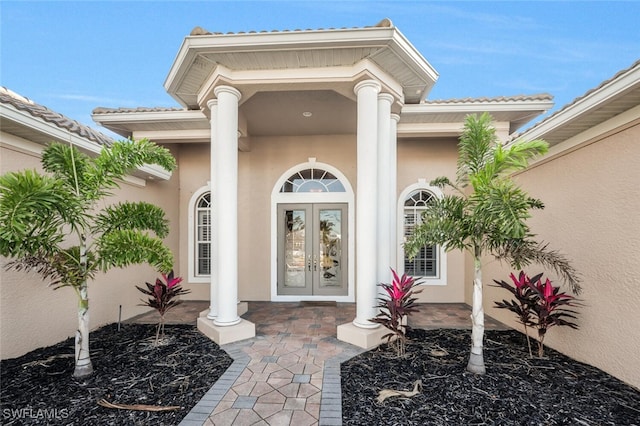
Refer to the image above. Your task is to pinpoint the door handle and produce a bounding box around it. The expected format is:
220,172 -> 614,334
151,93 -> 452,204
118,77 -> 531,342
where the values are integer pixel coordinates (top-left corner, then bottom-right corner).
307,255 -> 312,271
313,255 -> 318,271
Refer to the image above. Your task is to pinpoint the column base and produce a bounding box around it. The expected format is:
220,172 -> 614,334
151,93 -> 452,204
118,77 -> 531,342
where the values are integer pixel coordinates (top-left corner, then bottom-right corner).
199,301 -> 249,320
337,322 -> 390,349
197,317 -> 255,345
197,302 -> 253,345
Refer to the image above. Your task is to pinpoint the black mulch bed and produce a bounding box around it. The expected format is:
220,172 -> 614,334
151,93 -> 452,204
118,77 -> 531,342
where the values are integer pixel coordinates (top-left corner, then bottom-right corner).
0,324 -> 232,425
342,329 -> 640,425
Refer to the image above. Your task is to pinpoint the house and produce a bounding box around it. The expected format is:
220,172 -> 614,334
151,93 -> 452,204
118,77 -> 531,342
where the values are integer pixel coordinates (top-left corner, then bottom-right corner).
0,18 -> 553,356
484,59 -> 640,389
3,19 -> 636,388
90,19 -> 551,347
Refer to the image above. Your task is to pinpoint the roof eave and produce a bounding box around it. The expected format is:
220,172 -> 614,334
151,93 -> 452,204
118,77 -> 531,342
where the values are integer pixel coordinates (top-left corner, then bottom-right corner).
0,100 -> 171,182
164,23 -> 438,107
517,60 -> 640,143
404,99 -> 554,114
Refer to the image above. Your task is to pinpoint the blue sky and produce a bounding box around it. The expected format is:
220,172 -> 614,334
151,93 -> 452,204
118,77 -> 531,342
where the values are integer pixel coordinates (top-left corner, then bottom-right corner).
1,1 -> 639,135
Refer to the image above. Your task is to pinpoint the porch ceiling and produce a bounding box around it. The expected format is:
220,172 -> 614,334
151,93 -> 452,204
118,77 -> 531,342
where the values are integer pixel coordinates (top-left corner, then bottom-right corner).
92,89 -> 356,139
241,89 -> 355,136
93,90 -> 553,141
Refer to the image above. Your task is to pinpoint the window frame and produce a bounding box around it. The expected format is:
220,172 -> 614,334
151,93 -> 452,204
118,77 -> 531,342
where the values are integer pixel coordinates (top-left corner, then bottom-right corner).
397,181 -> 447,286
188,184 -> 212,283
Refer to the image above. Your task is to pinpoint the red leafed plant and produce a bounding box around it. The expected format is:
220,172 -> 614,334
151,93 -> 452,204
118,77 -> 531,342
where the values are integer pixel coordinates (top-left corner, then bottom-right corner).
371,269 -> 423,357
136,270 -> 191,345
493,271 -> 580,357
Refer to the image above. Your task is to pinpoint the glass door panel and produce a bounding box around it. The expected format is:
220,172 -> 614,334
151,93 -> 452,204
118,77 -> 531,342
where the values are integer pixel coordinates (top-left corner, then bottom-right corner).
317,208 -> 342,288
278,203 -> 347,296
278,205 -> 312,295
284,209 -> 307,288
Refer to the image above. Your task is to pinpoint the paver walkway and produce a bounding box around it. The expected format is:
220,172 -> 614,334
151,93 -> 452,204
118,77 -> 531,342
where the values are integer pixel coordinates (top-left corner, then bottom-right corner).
130,301 -> 506,425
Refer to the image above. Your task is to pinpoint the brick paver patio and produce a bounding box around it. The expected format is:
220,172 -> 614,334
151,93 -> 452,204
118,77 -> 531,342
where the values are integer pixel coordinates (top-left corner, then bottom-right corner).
129,301 -> 507,425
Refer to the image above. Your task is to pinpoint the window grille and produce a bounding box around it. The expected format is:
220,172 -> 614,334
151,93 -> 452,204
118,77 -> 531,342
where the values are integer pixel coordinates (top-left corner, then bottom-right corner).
404,190 -> 438,277
195,192 -> 211,276
280,168 -> 345,193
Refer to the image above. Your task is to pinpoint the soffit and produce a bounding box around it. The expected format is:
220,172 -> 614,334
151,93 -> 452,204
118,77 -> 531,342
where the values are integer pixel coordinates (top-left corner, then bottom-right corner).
92,108 -> 210,137
516,60 -> 640,146
165,19 -> 438,109
400,94 -> 554,134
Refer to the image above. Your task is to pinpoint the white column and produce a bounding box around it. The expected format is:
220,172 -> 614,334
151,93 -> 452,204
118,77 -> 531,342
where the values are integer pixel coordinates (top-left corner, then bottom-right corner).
353,80 -> 381,329
213,85 -> 242,327
207,99 -> 218,320
389,113 -> 400,271
376,93 -> 394,287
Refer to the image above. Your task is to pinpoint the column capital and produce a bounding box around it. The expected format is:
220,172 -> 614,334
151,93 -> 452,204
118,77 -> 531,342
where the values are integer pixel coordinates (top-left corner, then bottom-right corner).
378,92 -> 395,104
354,79 -> 381,95
206,98 -> 218,109
214,85 -> 242,100
391,113 -> 401,123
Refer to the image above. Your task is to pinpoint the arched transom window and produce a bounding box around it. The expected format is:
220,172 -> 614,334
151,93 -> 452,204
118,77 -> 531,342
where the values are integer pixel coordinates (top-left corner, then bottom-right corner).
195,192 -> 211,276
404,190 -> 439,278
280,168 -> 345,193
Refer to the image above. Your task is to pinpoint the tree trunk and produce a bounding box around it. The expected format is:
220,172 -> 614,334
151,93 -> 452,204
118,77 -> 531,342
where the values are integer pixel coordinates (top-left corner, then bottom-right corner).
73,238 -> 93,378
73,283 -> 93,378
466,256 -> 486,374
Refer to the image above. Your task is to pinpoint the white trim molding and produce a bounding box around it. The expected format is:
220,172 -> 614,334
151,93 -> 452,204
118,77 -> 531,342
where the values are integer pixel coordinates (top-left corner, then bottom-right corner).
270,158 -> 355,302
397,179 -> 448,286
187,183 -> 212,283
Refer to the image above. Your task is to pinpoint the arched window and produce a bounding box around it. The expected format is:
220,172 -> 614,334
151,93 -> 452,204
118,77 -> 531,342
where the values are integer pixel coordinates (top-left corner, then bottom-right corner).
195,192 -> 211,276
403,189 -> 439,278
280,168 -> 345,193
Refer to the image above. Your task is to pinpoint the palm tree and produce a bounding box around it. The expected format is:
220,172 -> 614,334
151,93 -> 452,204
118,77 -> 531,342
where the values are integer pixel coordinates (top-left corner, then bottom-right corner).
405,113 -> 580,374
0,139 -> 177,378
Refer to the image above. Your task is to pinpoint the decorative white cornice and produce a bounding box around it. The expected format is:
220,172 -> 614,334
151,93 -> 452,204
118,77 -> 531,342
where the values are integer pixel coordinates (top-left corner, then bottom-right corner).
165,20 -> 438,108
93,108 -> 207,124
403,98 -> 554,115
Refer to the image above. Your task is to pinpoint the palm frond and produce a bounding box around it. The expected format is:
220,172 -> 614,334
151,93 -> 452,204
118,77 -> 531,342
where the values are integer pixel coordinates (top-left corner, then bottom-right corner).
498,139 -> 548,174
94,202 -> 170,238
456,112 -> 496,185
4,246 -> 96,290
404,195 -> 470,257
96,229 -> 174,273
430,176 -> 453,189
5,253 -> 64,288
473,179 -> 533,241
0,170 -> 83,257
495,239 -> 582,294
93,139 -> 177,185
41,143 -> 91,194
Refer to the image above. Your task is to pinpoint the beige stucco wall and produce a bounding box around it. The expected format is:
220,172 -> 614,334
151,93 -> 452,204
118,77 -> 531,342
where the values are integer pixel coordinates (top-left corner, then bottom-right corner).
397,137 -> 467,303
177,142 -> 211,300
0,138 -> 181,360
238,134 -> 358,301
483,120 -> 640,389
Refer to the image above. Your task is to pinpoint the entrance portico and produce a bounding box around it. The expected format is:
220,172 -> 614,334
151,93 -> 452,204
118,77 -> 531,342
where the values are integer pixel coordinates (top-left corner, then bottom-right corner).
171,19 -> 431,346
195,72 -> 405,345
